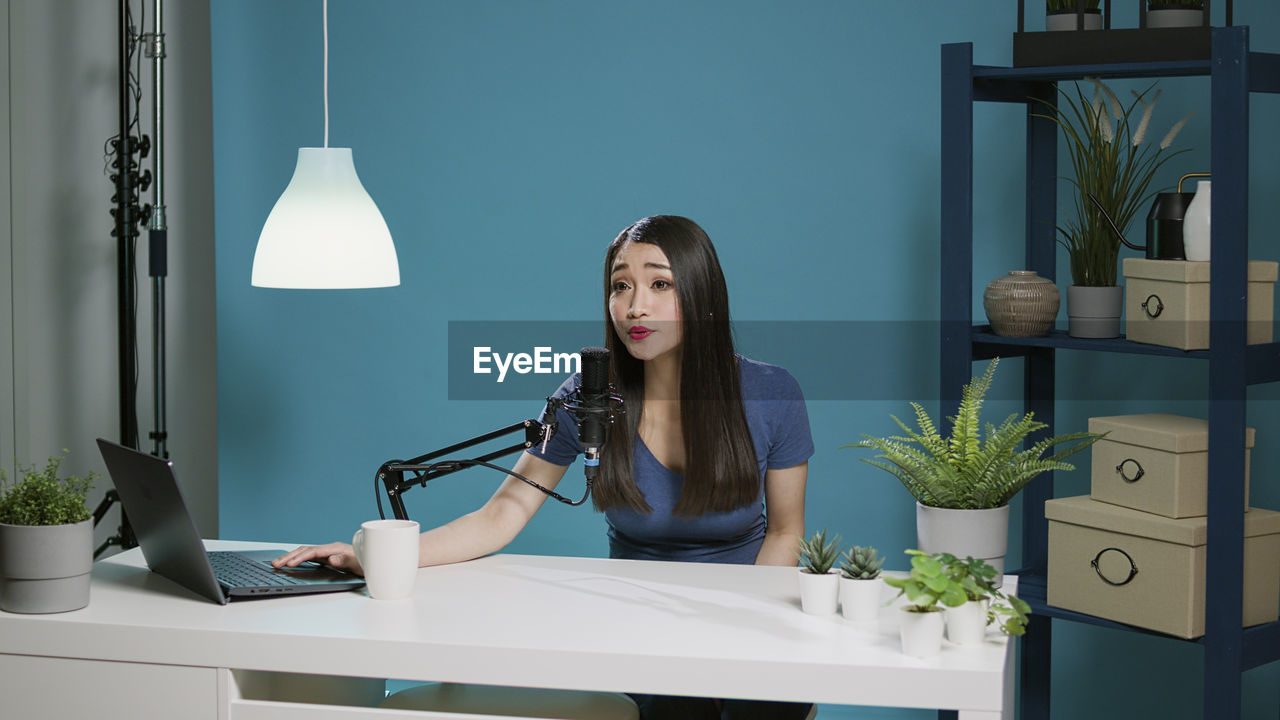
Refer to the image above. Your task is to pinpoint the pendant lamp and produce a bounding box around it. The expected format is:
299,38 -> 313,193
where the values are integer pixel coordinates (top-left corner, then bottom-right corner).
251,0 -> 399,289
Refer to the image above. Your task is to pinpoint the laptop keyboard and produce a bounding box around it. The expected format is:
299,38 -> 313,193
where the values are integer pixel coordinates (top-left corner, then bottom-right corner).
207,551 -> 306,588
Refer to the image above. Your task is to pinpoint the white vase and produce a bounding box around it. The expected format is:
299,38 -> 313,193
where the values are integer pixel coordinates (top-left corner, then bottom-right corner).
797,570 -> 839,615
839,576 -> 883,624
916,502 -> 1010,587
944,600 -> 990,645
899,608 -> 946,658
1183,180 -> 1211,262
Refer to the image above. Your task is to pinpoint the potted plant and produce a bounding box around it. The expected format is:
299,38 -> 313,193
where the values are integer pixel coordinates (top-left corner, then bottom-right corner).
1045,0 -> 1101,31
935,553 -> 1030,644
1032,78 -> 1192,337
1147,0 -> 1205,28
883,550 -> 967,658
838,545 -> 885,624
845,358 -> 1103,582
0,451 -> 96,613
795,529 -> 841,615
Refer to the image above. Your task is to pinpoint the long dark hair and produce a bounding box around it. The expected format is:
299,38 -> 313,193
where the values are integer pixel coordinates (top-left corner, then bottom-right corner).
593,215 -> 759,516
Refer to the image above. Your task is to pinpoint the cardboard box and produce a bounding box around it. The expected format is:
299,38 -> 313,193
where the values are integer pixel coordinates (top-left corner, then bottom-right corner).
1089,414 -> 1254,518
1123,259 -> 1277,350
1046,495 -> 1280,638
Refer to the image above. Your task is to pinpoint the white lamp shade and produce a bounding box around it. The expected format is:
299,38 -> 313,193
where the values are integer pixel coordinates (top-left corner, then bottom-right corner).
252,147 -> 400,288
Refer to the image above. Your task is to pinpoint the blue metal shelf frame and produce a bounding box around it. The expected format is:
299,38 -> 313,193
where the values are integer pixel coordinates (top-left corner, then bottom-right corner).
941,26 -> 1280,720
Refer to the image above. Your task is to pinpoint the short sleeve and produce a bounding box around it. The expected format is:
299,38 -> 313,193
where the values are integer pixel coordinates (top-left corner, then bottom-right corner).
524,374 -> 583,467
766,369 -> 814,469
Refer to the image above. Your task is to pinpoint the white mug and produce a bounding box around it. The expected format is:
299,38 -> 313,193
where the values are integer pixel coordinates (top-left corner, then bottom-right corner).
352,519 -> 420,600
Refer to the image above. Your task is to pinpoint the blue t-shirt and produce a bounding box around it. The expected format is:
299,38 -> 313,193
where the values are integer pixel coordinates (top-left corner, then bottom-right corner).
528,356 -> 814,565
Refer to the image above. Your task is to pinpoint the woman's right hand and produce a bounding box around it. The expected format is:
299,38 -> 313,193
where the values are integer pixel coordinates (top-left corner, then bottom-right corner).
272,542 -> 364,576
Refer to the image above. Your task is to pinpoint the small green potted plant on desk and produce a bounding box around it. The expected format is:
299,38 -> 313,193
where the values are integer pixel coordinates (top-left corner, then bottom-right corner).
0,452 -> 96,613
883,550 -> 967,658
795,529 -> 842,615
845,358 -> 1103,585
937,553 -> 1031,645
838,545 -> 884,624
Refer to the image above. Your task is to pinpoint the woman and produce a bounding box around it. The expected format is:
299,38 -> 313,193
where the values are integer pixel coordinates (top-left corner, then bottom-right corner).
276,215 -> 814,719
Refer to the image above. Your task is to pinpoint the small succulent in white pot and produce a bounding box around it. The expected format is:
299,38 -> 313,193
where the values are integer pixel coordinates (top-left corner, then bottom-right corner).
838,545 -> 885,624
795,529 -> 841,615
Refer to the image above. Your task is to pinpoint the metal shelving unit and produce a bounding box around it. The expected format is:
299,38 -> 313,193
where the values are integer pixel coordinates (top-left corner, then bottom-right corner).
940,26 -> 1280,720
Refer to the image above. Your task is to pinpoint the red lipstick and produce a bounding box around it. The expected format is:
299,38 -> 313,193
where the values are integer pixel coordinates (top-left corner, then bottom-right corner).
628,326 -> 653,340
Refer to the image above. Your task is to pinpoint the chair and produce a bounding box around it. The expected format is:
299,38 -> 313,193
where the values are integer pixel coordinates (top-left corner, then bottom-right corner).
378,682 -> 640,719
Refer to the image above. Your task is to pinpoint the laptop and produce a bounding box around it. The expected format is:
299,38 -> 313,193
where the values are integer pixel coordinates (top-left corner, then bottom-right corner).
96,438 -> 366,604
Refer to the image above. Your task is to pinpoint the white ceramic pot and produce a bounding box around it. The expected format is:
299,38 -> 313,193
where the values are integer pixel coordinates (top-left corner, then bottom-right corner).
899,607 -> 946,658
1182,180 -> 1211,262
797,570 -> 839,615
916,502 -> 1010,586
945,599 -> 991,645
1045,9 -> 1102,31
1146,7 -> 1205,28
1066,285 -> 1124,339
839,576 -> 883,624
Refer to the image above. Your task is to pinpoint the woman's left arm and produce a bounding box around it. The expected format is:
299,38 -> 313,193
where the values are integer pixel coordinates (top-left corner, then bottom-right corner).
755,461 -> 808,566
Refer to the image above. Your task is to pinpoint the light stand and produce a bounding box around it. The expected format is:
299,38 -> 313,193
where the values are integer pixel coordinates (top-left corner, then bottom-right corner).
97,0 -> 169,558
146,0 -> 169,461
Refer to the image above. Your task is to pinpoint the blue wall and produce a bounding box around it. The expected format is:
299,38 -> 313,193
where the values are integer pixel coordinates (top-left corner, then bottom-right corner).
211,2 -> 1280,717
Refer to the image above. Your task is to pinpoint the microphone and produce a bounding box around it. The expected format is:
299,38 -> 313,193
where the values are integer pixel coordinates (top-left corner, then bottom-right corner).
576,347 -> 612,480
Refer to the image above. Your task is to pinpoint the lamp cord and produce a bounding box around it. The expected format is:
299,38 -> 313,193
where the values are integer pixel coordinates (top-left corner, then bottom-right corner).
322,0 -> 329,148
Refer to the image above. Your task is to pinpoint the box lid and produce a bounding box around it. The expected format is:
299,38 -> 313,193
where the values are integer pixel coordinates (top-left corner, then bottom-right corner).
1045,495 -> 1280,546
1123,258 -> 1280,283
1088,413 -> 1255,452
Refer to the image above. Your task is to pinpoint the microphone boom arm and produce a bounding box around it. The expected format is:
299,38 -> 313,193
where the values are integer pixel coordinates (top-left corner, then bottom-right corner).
375,371 -> 622,521
377,416 -> 553,521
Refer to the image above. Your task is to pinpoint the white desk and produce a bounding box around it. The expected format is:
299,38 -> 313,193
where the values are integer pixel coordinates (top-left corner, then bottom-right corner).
0,541 -> 1016,719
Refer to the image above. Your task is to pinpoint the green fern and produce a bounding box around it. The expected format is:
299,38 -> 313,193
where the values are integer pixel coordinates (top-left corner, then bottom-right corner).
842,358 -> 1105,509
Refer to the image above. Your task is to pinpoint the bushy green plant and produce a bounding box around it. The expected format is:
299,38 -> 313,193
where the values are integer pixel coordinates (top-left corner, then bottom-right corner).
882,550 -> 967,613
839,545 -> 884,580
1032,79 -> 1192,287
1047,0 -> 1099,10
795,529 -> 841,574
938,553 -> 1000,602
935,553 -> 1032,636
0,451 -> 96,526
845,358 -> 1104,509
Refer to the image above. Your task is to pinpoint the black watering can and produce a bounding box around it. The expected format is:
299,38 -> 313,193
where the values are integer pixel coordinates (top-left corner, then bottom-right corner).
1087,173 -> 1210,260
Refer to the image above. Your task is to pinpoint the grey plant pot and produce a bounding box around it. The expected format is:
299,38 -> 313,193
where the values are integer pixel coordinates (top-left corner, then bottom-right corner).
916,503 -> 1010,587
0,519 -> 93,613
1067,285 -> 1124,338
1146,8 -> 1204,28
1045,9 -> 1102,31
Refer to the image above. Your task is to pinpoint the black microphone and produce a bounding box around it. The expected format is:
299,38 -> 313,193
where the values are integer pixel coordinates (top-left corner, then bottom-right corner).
577,347 -> 611,480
